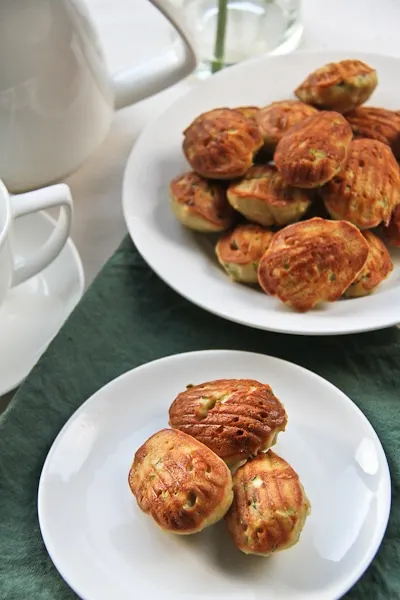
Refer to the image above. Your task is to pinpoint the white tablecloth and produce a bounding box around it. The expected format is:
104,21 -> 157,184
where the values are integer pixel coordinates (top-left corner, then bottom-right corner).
69,0 -> 400,286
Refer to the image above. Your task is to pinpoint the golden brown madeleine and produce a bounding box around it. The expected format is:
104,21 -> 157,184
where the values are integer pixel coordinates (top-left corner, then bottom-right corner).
294,59 -> 378,113
384,204 -> 400,247
225,451 -> 310,556
344,231 -> 393,298
274,111 -> 352,188
183,108 -> 263,180
258,217 -> 369,312
322,139 -> 400,229
128,428 -> 233,535
345,106 -> 400,158
169,379 -> 287,468
216,224 -> 274,283
234,106 -> 260,121
227,164 -> 313,226
257,100 -> 318,153
169,171 -> 235,232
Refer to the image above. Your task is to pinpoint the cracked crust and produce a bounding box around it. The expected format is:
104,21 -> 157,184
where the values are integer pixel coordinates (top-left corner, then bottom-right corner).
383,203 -> 400,248
345,106 -> 400,158
170,171 -> 235,232
128,428 -> 233,534
234,106 -> 260,122
256,100 -> 318,153
257,217 -> 369,312
225,451 -> 310,556
216,223 -> 274,283
183,108 -> 263,180
295,59 -> 378,113
321,138 -> 400,229
168,379 -> 287,467
227,164 -> 313,226
344,231 -> 393,298
274,111 -> 352,188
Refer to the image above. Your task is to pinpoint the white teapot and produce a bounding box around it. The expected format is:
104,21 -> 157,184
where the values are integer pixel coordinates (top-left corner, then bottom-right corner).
0,0 -> 196,192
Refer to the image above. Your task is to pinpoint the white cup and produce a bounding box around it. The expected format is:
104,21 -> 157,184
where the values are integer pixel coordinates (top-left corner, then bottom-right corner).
0,0 -> 196,192
0,181 -> 73,305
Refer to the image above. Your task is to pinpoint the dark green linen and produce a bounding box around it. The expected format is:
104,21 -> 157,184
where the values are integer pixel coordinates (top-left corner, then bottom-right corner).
0,236 -> 399,600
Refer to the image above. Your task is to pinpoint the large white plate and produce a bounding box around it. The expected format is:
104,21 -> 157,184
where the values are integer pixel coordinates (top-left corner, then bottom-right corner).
38,350 -> 390,600
122,50 -> 400,335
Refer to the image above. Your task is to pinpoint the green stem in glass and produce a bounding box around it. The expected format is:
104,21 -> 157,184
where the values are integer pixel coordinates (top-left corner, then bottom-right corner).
211,0 -> 228,74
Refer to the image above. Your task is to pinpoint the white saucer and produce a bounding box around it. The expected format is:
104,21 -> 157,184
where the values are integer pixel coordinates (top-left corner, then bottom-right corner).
0,211 -> 84,396
38,350 -> 390,600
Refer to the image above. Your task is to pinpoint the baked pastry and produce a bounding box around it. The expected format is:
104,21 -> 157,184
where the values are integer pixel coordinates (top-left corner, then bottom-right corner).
183,108 -> 263,180
345,106 -> 400,158
256,100 -> 318,153
128,428 -> 233,534
383,204 -> 400,247
227,164 -> 313,226
234,106 -> 260,121
216,223 -> 274,283
169,379 -> 287,467
258,217 -> 369,312
225,451 -> 310,556
274,111 -> 352,188
294,59 -> 378,113
344,231 -> 393,298
169,171 -> 235,232
322,138 -> 400,229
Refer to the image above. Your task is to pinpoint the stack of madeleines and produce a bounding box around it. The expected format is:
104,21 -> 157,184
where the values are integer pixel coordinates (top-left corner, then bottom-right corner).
129,378 -> 311,556
169,59 -> 399,312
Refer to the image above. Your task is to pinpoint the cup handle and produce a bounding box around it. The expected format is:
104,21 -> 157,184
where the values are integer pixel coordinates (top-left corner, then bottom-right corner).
11,184 -> 73,287
112,0 -> 197,110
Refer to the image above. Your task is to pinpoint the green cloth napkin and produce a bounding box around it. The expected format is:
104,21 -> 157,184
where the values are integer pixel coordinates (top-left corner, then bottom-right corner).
0,236 -> 399,600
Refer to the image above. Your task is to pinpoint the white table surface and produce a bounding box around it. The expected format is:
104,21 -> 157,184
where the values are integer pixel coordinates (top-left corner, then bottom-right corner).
70,0 -> 400,286
0,0 -> 399,412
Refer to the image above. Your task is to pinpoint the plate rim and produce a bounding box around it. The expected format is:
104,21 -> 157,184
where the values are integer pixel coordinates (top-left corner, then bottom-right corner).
122,49 -> 400,336
38,348 -> 392,600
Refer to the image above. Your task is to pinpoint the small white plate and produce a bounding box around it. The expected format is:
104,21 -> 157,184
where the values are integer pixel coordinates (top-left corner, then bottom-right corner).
38,350 -> 390,600
0,211 -> 84,395
123,50 -> 400,335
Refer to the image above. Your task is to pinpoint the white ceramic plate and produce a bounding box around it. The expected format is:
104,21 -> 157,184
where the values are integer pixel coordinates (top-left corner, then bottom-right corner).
0,211 -> 84,395
38,350 -> 390,600
122,50 -> 400,335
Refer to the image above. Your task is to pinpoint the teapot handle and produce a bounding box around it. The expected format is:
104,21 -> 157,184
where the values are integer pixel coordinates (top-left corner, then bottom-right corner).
112,0 -> 197,110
